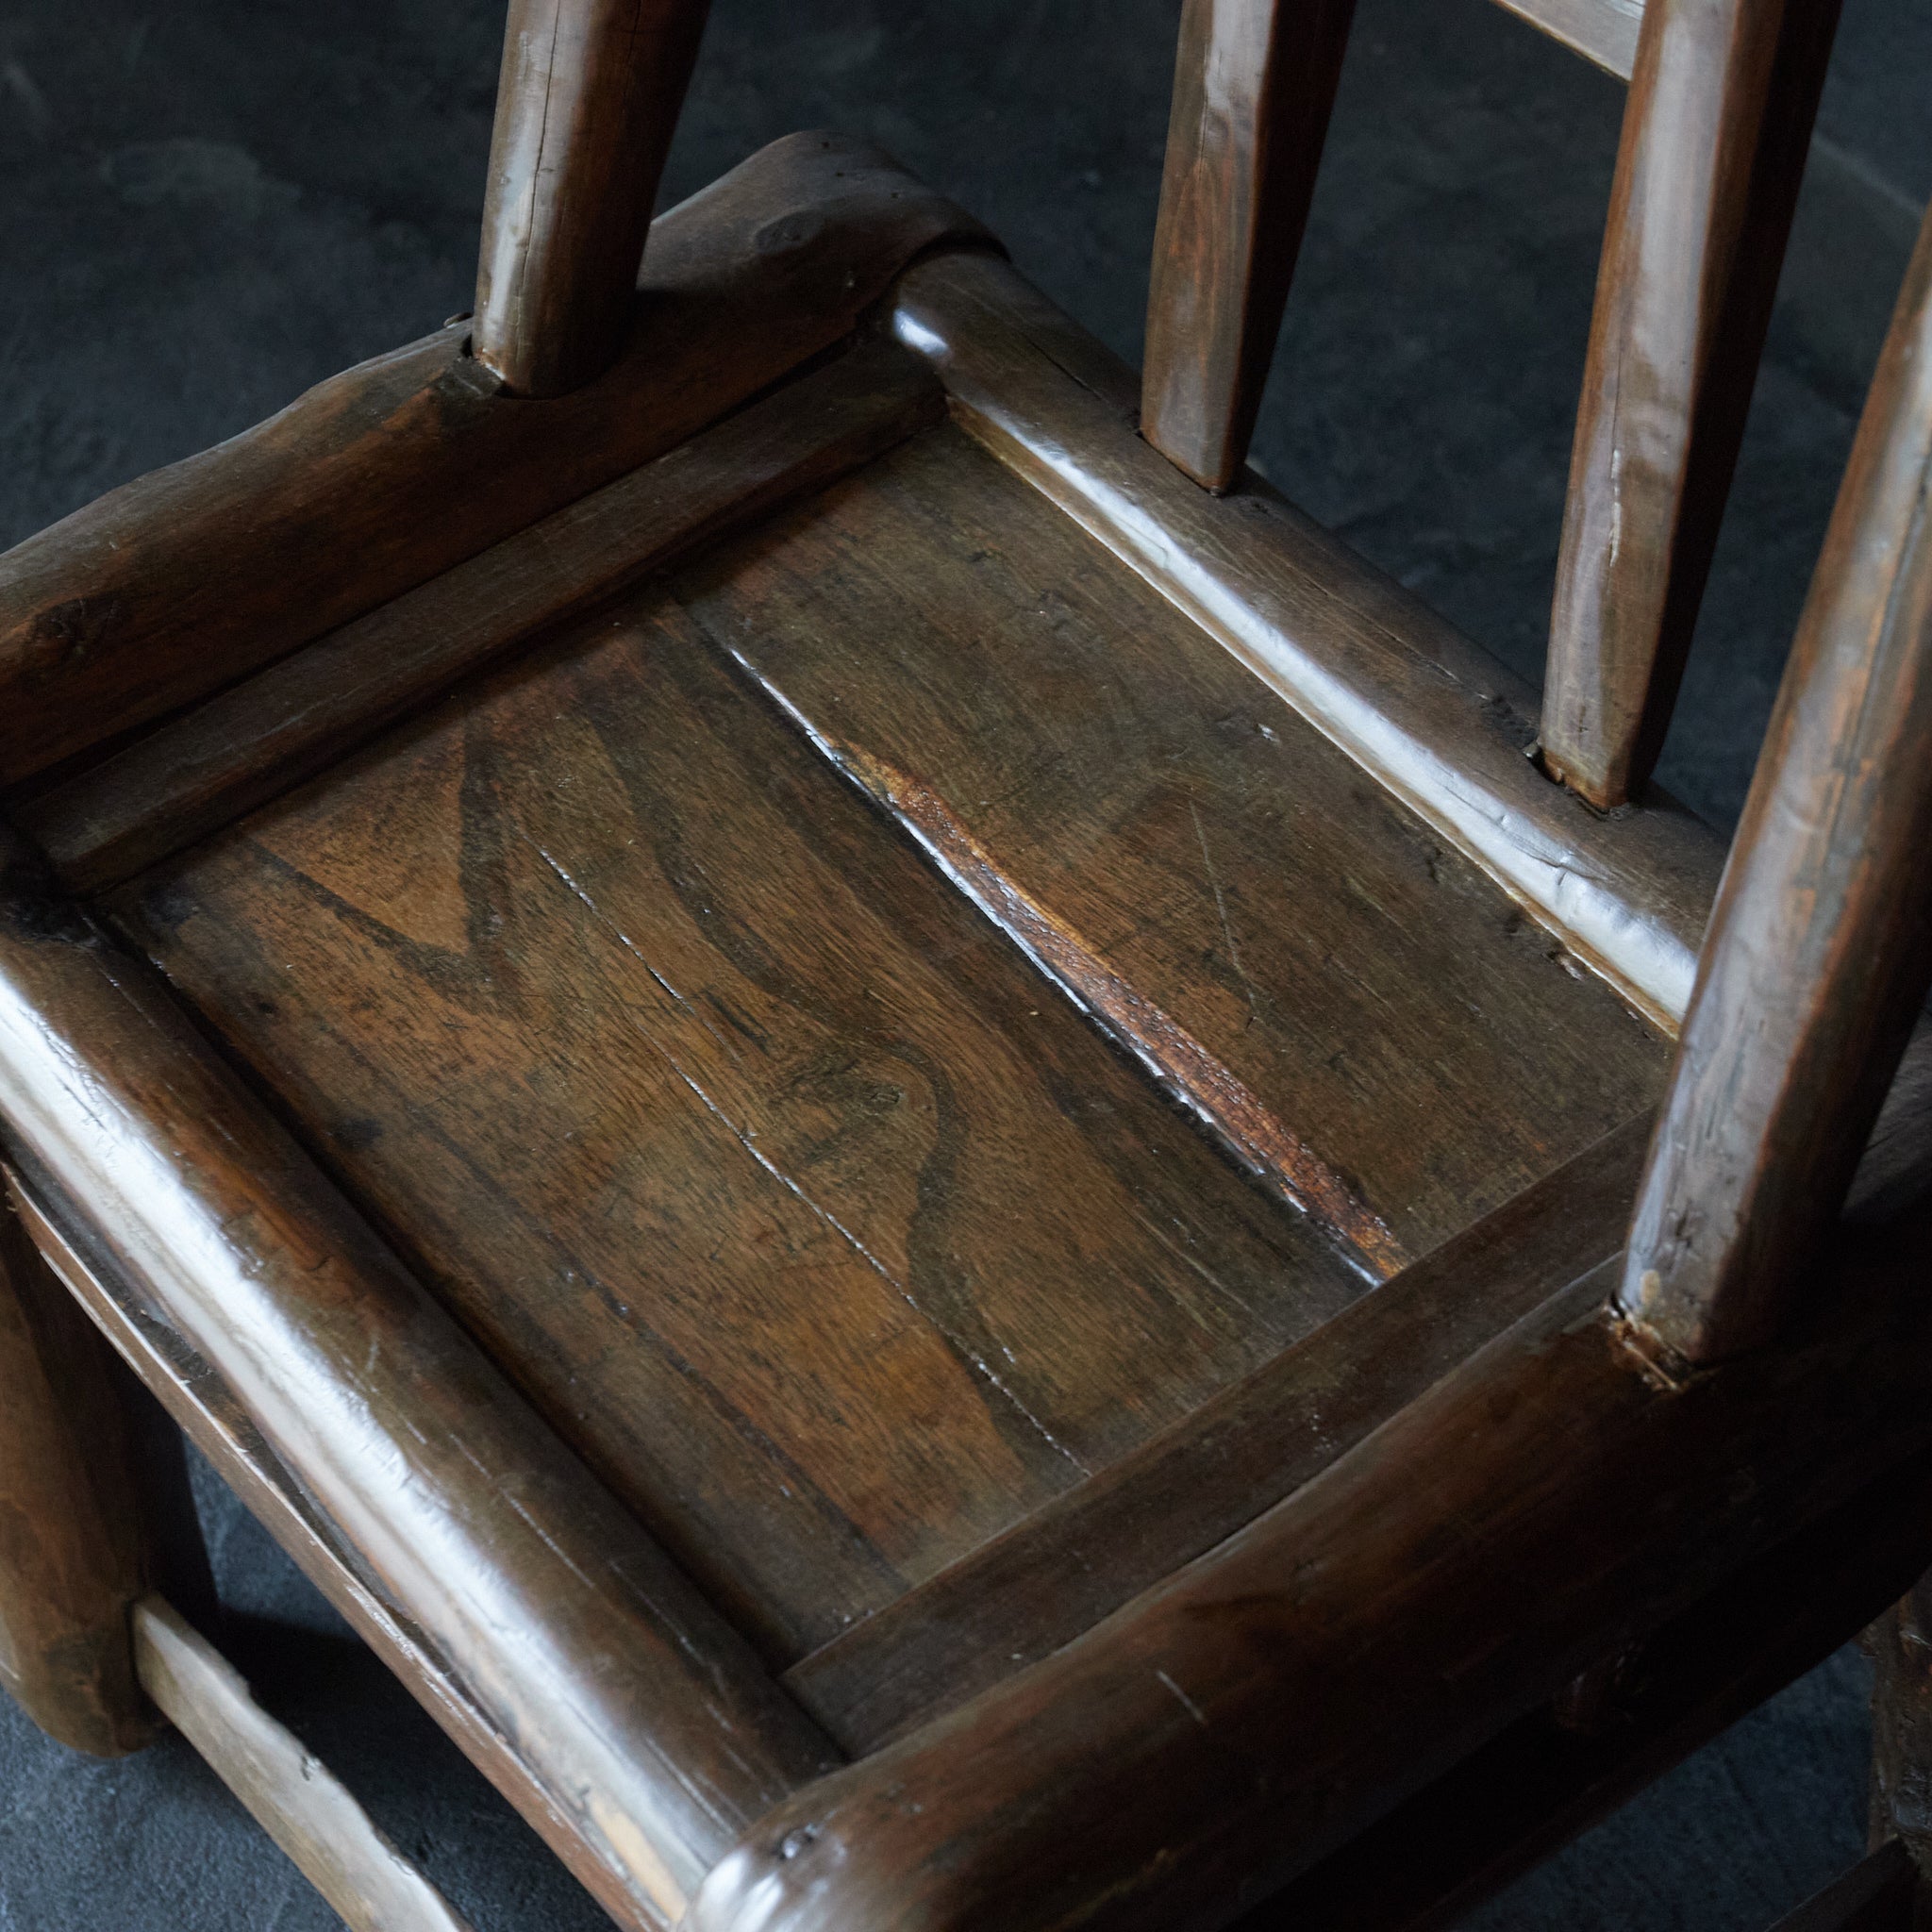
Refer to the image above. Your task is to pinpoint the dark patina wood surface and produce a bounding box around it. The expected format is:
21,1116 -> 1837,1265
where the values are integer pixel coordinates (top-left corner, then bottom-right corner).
785,1111 -> 1654,1751
0,133 -> 987,786
0,833 -> 838,1932
893,250 -> 1727,1029
23,341 -> 943,893
473,0 -> 710,396
110,534 -> 1374,1664
11,1181 -> 705,1932
1619,199 -> 1932,1364
682,421 -> 1669,1274
690,1188 -> 1932,1932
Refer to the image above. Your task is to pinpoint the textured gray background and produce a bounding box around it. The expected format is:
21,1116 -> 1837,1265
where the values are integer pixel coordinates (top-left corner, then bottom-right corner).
1,0 -> 1926,1924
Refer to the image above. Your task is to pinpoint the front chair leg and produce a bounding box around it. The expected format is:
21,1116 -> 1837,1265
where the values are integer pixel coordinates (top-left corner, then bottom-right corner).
0,1191 -> 161,1755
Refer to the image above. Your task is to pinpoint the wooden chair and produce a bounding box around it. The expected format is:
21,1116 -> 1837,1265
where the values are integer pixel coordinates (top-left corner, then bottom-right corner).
2,0 -> 1929,1925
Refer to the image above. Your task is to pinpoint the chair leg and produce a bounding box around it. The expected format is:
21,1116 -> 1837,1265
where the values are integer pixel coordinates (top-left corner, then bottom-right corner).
0,1191 -> 162,1754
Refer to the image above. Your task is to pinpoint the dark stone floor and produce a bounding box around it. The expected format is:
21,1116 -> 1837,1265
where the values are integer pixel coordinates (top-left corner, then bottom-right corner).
1,0 -> 1925,1924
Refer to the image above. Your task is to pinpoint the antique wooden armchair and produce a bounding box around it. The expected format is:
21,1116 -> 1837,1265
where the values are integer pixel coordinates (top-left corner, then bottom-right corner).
4,0 -> 1931,1926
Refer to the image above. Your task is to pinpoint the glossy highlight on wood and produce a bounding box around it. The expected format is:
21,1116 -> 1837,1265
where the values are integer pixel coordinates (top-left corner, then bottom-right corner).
691,1190 -> 1932,1932
786,1112 -> 1653,1751
0,830 -> 838,1931
0,0 -> 1919,1916
21,339 -> 943,893
894,249 -> 1725,1028
117,543 -> 1372,1661
1492,0 -> 1644,77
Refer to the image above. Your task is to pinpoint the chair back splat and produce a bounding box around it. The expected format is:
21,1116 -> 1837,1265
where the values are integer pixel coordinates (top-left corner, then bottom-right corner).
1619,198 -> 1932,1366
474,0 -> 712,397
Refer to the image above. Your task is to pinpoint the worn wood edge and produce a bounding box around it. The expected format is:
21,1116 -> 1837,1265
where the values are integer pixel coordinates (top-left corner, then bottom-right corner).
6,1174 -> 660,1932
132,1594 -> 478,1932
690,1180 -> 1932,1932
1767,1841 -> 1918,1932
0,869 -> 842,1932
731,704 -> 1405,1283
783,1109 -> 1653,1752
1490,0 -> 1641,79
0,132 -> 993,784
1238,1450 -> 1932,1931
22,340 -> 945,893
890,249 -> 1721,1033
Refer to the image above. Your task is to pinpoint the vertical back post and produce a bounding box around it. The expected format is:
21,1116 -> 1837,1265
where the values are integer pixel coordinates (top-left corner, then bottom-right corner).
473,0 -> 711,398
1141,0 -> 1357,492
1616,200 -> 1932,1366
1541,0 -> 1843,808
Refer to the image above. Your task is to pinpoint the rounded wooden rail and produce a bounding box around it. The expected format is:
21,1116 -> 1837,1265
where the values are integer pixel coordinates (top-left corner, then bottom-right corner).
0,833 -> 838,1932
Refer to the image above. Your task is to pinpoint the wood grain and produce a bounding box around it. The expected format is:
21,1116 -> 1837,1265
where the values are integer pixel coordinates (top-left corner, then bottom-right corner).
0,132 -> 988,785
113,554 -> 1366,1664
132,1595 -> 477,1932
0,833 -> 838,1932
1617,200 -> 1932,1364
792,1018 -> 1932,1752
22,340 -> 943,893
1141,0 -> 1357,491
786,1111 -> 1652,1752
0,1191 -> 158,1756
892,248 -> 1727,1029
690,1189 -> 1932,1932
474,0 -> 710,396
685,419 -> 1668,1272
1541,0 -> 1844,808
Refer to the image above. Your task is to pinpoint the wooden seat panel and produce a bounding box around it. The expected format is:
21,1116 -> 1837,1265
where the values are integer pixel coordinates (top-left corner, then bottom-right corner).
682,420 -> 1673,1262
107,501 -> 1366,1663
105,406 -> 1675,1671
